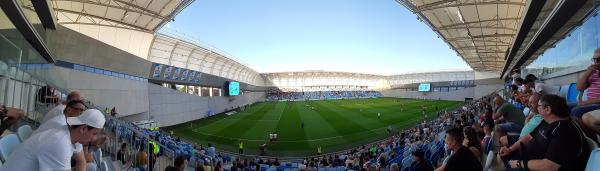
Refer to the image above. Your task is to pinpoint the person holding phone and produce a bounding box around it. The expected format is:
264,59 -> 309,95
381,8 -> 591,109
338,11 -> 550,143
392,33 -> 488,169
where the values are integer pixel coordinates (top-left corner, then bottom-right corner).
573,48 -> 600,117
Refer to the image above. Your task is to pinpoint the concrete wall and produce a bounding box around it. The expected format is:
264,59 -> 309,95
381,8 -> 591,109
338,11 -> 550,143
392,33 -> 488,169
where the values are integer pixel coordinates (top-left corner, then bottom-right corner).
58,24 -> 154,60
29,66 -> 150,116
474,78 -> 505,99
542,72 -> 581,86
147,83 -> 265,127
474,84 -> 505,99
46,25 -> 151,77
380,87 -> 475,101
381,79 -> 504,101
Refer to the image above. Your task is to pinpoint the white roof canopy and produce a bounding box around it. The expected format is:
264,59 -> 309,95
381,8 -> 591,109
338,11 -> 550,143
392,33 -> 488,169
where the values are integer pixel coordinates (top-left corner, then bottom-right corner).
52,0 -> 193,32
397,0 -> 526,72
263,71 -> 389,90
148,33 -> 264,86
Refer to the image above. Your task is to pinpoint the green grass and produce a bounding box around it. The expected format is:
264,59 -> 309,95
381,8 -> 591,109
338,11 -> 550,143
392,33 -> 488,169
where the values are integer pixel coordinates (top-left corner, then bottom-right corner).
163,97 -> 462,157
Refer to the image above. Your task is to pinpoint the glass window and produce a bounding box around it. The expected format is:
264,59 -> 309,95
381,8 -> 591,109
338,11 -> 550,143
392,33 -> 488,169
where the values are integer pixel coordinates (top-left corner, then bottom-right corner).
17,0 -> 45,41
85,66 -> 95,73
525,7 -> 599,77
95,68 -> 104,74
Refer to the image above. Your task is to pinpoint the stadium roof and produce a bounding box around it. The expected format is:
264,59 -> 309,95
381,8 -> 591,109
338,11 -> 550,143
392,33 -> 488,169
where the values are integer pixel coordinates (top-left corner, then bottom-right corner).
263,71 -> 389,89
148,33 -> 263,86
397,0 -> 526,72
264,71 -> 387,79
51,0 -> 194,32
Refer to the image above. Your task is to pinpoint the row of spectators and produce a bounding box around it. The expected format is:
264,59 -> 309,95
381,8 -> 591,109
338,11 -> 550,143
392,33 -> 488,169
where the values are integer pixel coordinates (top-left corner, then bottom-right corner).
66,88 -> 482,171
489,50 -> 600,171
266,90 -> 382,101
96,89 -> 505,171
10,48 -> 600,171
1,91 -> 109,171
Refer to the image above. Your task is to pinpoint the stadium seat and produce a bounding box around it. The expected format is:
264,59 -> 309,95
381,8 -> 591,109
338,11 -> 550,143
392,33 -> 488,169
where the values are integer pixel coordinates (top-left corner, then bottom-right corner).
104,157 -> 116,171
99,161 -> 109,171
586,148 -> 600,171
542,85 -> 561,95
559,84 -> 570,98
17,125 -> 32,142
578,89 -> 589,102
93,148 -> 103,164
566,83 -> 579,103
483,151 -> 494,171
0,134 -> 20,162
113,160 -> 124,171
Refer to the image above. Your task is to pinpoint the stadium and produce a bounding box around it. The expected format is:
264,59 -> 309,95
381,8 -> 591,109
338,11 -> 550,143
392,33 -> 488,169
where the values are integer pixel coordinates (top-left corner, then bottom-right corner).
0,0 -> 599,171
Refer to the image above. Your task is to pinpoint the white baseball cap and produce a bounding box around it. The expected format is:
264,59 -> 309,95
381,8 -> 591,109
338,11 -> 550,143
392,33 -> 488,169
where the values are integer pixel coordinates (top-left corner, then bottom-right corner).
67,109 -> 106,128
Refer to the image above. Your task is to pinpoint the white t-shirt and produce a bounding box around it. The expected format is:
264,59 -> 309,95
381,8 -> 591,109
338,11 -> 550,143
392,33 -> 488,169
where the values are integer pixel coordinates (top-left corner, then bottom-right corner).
2,127 -> 74,171
42,104 -> 66,123
34,113 -> 83,153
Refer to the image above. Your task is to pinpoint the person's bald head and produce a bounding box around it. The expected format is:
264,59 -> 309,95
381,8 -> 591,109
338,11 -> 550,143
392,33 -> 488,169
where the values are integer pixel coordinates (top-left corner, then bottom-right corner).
528,93 -> 541,113
67,91 -> 84,102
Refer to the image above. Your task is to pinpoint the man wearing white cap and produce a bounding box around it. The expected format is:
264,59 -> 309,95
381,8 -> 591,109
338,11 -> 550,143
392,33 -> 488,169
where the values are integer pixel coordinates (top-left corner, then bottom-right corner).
33,100 -> 90,171
2,109 -> 105,171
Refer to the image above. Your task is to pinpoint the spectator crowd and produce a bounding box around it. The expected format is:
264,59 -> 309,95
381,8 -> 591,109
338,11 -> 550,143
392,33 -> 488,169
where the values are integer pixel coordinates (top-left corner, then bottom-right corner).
267,90 -> 382,101
4,50 -> 600,171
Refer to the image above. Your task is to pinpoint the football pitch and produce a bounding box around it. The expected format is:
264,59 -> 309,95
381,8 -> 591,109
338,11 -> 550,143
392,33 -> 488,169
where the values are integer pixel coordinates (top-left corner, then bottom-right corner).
163,98 -> 462,157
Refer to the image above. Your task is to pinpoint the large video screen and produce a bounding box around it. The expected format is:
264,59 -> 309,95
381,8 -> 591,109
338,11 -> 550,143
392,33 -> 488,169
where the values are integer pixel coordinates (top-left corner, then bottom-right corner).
228,81 -> 240,96
418,83 -> 431,92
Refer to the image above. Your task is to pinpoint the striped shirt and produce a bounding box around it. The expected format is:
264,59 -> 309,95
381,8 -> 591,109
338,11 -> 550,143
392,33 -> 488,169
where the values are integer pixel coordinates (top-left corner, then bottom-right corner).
588,70 -> 600,99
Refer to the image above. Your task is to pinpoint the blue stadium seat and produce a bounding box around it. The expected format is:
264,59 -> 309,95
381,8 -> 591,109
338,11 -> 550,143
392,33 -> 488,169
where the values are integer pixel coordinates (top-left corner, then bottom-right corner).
542,84 -> 561,95
483,151 -> 494,171
92,148 -> 103,164
566,83 -> 579,103
583,89 -> 589,101
0,134 -> 20,162
99,161 -> 109,171
559,84 -> 571,98
17,125 -> 32,142
586,148 -> 600,171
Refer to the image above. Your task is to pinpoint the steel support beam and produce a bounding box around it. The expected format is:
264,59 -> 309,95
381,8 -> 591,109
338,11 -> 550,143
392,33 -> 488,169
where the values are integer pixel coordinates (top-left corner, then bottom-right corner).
54,9 -> 149,31
438,17 -> 520,30
447,34 -> 515,41
416,1 -> 526,12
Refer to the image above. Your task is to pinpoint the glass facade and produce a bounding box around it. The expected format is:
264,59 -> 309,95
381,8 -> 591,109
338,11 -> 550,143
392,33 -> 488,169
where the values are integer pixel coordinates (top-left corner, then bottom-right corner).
388,71 -> 475,87
0,5 -> 59,122
17,0 -> 46,41
524,7 -> 600,78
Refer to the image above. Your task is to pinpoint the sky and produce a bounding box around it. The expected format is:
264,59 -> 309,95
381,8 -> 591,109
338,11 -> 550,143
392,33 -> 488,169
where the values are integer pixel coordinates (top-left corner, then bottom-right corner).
161,0 -> 471,75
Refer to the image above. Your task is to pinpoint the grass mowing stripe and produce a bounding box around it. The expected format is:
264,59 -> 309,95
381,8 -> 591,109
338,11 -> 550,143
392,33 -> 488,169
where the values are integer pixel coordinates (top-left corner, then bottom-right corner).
268,102 -> 310,151
165,98 -> 462,157
308,101 -> 374,141
211,102 -> 277,141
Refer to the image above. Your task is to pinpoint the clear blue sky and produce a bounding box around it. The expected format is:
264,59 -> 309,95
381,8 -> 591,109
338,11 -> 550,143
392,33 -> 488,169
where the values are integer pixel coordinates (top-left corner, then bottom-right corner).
161,0 -> 471,75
